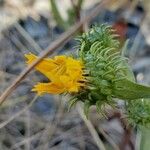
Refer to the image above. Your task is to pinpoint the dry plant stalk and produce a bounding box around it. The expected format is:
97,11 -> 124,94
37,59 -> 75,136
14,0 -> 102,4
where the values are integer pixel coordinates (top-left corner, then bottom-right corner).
77,104 -> 106,150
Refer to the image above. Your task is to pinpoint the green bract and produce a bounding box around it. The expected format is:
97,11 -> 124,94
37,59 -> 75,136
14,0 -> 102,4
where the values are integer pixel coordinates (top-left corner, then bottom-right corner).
127,99 -> 150,128
69,24 -> 150,127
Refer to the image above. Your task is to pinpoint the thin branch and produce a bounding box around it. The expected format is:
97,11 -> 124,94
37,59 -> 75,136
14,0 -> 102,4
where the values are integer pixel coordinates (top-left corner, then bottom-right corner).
0,0 -> 110,106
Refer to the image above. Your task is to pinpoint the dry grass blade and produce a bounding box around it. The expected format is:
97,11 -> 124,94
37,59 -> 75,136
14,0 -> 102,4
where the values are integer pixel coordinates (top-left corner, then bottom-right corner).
77,104 -> 106,150
11,131 -> 42,149
0,0 -> 110,106
14,23 -> 42,53
0,96 -> 38,129
98,126 -> 120,150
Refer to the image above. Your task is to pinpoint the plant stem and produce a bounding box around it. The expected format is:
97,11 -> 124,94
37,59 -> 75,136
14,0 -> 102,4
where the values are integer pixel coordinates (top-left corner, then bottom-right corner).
138,126 -> 150,150
50,0 -> 68,29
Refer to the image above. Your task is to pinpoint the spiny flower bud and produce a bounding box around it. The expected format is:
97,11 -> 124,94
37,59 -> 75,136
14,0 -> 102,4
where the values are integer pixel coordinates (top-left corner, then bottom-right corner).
70,24 -> 150,117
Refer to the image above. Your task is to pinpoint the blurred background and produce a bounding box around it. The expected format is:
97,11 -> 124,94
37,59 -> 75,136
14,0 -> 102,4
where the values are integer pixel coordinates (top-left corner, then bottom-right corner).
0,0 -> 150,150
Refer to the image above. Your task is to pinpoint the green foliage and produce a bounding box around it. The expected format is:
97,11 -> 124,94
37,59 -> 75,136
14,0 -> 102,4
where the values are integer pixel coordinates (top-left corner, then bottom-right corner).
67,8 -> 76,26
50,0 -> 68,29
127,99 -> 150,128
68,25 -> 150,124
113,79 -> 150,100
49,0 -> 84,30
138,126 -> 150,150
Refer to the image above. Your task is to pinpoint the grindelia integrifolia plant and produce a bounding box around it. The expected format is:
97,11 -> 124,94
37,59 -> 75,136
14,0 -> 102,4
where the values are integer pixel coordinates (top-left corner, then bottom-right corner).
25,24 -> 150,129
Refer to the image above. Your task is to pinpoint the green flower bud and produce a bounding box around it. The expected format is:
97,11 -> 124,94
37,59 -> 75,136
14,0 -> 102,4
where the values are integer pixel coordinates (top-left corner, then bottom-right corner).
69,24 -> 150,118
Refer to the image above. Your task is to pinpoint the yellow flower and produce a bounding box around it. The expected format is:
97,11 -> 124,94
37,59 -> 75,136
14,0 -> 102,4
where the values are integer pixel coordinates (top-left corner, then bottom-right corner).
25,53 -> 85,95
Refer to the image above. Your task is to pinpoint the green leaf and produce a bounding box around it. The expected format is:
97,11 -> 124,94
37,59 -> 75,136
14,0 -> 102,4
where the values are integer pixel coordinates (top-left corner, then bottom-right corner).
138,126 -> 150,150
113,78 -> 150,100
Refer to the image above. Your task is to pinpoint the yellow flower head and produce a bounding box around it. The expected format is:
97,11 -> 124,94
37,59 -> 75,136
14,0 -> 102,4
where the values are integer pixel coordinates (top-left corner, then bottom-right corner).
25,53 -> 85,95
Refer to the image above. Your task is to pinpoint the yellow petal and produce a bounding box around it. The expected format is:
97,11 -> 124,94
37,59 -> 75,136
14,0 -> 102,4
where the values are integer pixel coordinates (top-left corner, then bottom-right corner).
25,53 -> 86,95
32,82 -> 65,95
54,55 -> 66,65
68,83 -> 79,92
60,76 -> 79,93
25,53 -> 57,79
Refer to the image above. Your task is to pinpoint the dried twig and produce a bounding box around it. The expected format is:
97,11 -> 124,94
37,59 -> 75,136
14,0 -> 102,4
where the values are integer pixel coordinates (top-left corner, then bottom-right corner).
0,0 -> 110,106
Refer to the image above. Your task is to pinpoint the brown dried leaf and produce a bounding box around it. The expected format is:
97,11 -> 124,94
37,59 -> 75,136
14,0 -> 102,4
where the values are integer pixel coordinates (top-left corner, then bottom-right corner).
106,0 -> 130,11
